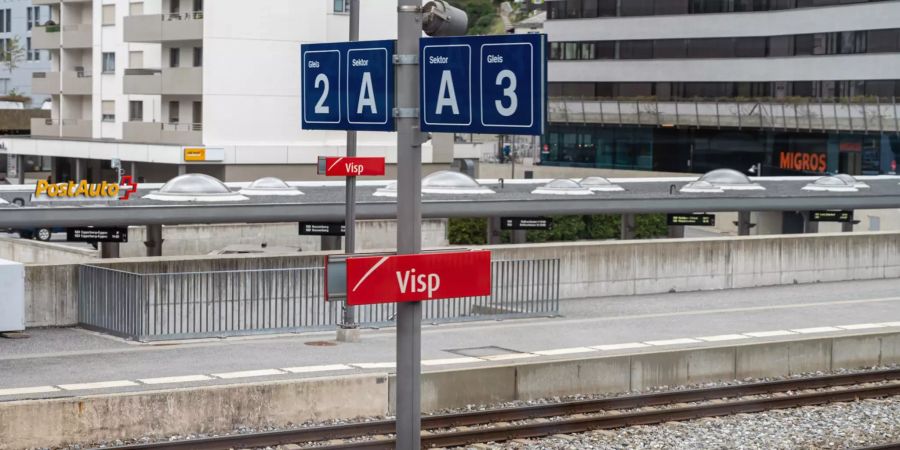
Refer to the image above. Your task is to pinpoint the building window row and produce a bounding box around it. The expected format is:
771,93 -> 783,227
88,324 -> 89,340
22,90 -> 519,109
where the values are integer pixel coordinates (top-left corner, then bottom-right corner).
549,29 -> 900,61
26,6 -> 43,31
0,9 -> 11,33
549,80 -> 900,100
547,0 -> 893,20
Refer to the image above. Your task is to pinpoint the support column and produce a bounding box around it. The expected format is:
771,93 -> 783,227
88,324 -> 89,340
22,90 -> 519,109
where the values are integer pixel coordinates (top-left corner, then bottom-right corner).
486,217 -> 503,245
178,165 -> 187,176
15,155 -> 25,184
667,225 -> 685,238
620,214 -> 636,240
803,212 -> 819,234
100,242 -> 120,259
130,161 -> 138,180
842,221 -> 854,233
737,211 -> 753,236
320,235 -> 342,251
144,224 -> 163,257
75,158 -> 85,181
510,230 -> 527,244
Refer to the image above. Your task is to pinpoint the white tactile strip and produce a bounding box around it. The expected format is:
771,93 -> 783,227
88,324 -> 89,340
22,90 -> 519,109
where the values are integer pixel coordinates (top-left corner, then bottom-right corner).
3,321 -> 900,398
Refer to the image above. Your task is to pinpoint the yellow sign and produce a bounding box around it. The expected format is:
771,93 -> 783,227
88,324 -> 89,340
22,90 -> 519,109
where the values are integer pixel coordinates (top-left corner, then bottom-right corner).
184,147 -> 206,162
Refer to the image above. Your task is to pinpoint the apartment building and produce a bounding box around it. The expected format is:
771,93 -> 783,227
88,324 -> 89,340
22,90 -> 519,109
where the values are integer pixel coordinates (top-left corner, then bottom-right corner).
2,0 -> 445,182
541,0 -> 900,175
0,0 -> 51,104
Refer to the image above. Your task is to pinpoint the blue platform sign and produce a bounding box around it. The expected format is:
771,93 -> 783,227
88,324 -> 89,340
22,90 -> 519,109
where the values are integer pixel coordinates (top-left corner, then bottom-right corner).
301,40 -> 395,132
420,34 -> 546,136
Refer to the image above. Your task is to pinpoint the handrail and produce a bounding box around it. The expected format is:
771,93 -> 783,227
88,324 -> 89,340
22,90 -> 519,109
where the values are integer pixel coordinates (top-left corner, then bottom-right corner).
124,68 -> 162,75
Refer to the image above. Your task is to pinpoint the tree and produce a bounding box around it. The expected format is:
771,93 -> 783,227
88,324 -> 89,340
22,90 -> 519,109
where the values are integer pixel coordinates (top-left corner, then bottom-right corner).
1,36 -> 25,74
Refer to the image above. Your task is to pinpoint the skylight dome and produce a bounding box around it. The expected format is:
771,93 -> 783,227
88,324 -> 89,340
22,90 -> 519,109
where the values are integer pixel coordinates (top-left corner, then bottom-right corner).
144,174 -> 249,202
531,179 -> 593,196
802,176 -> 858,193
580,176 -> 625,192
833,173 -> 869,189
372,171 -> 494,197
680,180 -> 725,194
698,168 -> 764,190
239,177 -> 304,196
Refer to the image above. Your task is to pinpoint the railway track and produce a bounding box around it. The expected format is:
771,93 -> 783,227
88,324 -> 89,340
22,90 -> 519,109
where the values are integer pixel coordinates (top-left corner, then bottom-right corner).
97,368 -> 900,450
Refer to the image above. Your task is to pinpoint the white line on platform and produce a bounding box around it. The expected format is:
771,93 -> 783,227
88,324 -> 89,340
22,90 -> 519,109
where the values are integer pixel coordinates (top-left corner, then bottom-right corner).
533,347 -> 596,356
211,369 -> 285,379
421,357 -> 483,366
58,380 -> 139,391
791,327 -> 842,334
0,386 -> 60,396
591,342 -> 651,351
481,353 -> 539,361
138,375 -> 213,385
282,364 -> 354,374
878,322 -> 900,327
353,362 -> 396,369
836,323 -> 886,330
696,334 -> 750,342
743,330 -> 798,338
644,338 -> 701,346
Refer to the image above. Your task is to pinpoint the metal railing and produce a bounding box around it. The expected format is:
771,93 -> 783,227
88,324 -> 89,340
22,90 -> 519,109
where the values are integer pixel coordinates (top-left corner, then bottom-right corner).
549,97 -> 900,133
162,122 -> 203,132
79,259 -> 560,341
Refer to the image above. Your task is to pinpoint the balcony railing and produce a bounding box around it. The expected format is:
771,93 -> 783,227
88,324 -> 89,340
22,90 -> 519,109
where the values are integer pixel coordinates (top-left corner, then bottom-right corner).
61,24 -> 92,48
62,70 -> 92,95
548,97 -> 900,133
124,12 -> 203,43
32,25 -> 61,49
124,121 -> 202,145
32,72 -> 60,94
31,118 -> 60,137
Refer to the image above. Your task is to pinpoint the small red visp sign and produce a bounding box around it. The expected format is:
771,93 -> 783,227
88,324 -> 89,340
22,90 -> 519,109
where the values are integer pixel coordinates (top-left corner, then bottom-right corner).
320,156 -> 386,176
346,250 -> 492,306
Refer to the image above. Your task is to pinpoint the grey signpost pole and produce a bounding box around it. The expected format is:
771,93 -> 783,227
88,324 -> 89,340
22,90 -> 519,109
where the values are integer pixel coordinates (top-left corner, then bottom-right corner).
396,0 -> 423,448
342,0 -> 360,331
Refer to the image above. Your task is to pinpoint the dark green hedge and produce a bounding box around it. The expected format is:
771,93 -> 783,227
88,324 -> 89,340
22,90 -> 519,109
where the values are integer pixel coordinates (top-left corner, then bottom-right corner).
448,214 -> 668,245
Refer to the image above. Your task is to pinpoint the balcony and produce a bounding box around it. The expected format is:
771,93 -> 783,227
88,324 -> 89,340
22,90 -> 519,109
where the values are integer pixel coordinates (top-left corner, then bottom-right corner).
62,70 -> 92,95
32,72 -> 60,94
32,25 -> 61,49
61,119 -> 92,139
124,69 -> 161,95
32,0 -> 60,5
62,24 -> 92,49
123,122 -> 202,145
124,12 -> 203,43
31,118 -> 60,138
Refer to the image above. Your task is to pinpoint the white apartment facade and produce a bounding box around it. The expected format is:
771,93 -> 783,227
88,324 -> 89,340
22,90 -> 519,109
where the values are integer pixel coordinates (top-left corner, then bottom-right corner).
541,0 -> 900,175
3,0 -> 447,182
0,0 -> 51,104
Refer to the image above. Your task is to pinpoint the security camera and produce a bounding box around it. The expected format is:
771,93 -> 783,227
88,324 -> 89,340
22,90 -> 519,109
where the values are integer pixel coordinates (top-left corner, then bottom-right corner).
422,1 -> 469,37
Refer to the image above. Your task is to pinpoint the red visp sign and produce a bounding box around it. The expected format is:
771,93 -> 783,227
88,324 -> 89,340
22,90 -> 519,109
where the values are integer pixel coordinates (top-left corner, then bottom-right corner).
321,156 -> 386,176
346,250 -> 491,305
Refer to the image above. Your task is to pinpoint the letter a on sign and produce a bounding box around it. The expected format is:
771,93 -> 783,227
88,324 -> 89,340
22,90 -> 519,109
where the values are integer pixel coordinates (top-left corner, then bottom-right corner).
345,250 -> 492,306
436,71 -> 459,115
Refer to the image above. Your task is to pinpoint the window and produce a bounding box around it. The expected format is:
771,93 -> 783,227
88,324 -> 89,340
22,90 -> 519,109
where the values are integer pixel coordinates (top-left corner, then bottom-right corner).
129,2 -> 144,16
26,38 -> 33,61
129,101 -> 143,121
192,101 -> 202,126
619,40 -> 653,59
102,5 -> 116,26
654,39 -> 687,58
102,101 -> 115,122
169,101 -> 179,123
192,47 -> 202,67
334,0 -> 350,13
193,0 -> 203,12
169,48 -> 180,68
27,7 -> 41,30
621,0 -> 654,16
0,9 -> 10,33
735,37 -> 766,57
102,52 -> 116,73
169,0 -> 180,14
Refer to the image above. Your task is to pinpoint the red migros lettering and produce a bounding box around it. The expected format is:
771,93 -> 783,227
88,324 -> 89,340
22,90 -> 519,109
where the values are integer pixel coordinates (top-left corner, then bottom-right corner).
345,162 -> 364,175
396,268 -> 441,298
778,151 -> 826,173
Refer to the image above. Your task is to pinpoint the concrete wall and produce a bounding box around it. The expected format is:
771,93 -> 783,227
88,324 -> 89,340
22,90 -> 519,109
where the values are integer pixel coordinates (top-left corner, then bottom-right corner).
477,162 -> 689,180
22,231 -> 900,328
484,232 -> 900,300
0,237 -> 97,264
0,374 -> 389,450
118,219 -> 449,257
389,331 -> 900,413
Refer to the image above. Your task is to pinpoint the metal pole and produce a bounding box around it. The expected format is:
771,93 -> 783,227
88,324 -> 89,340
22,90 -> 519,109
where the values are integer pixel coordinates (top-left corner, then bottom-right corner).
737,211 -> 751,236
396,1 -> 423,448
15,155 -> 25,184
342,0 -> 360,331
145,224 -> 163,257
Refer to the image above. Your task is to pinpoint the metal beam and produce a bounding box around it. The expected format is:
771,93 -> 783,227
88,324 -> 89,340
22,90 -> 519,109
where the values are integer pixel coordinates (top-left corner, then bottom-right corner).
3,195 -> 900,229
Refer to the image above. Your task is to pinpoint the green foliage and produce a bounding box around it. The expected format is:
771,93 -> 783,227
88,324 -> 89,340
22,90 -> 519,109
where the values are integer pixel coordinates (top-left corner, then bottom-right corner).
449,214 -> 669,246
0,36 -> 24,73
446,0 -> 503,35
449,217 -> 487,245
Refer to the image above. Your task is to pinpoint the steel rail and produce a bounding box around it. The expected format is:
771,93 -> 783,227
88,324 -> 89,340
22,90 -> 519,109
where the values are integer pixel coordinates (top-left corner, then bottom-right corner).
94,368 -> 900,450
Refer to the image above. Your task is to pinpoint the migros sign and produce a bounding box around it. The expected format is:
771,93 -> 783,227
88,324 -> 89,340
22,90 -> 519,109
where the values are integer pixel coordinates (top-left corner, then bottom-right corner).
34,176 -> 139,201
779,151 -> 827,173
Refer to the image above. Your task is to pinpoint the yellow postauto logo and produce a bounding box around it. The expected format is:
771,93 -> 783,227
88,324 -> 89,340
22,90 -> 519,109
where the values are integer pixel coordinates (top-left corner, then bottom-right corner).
34,177 -> 139,201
